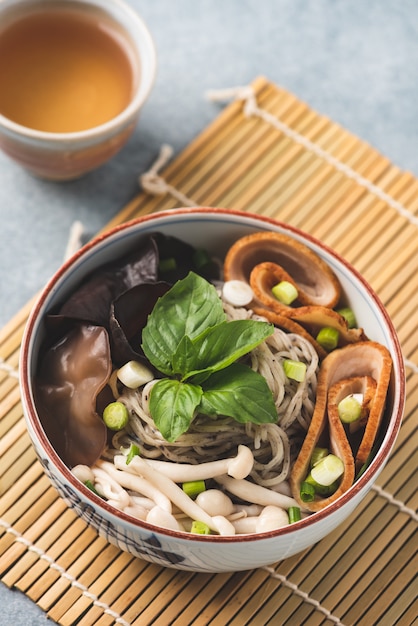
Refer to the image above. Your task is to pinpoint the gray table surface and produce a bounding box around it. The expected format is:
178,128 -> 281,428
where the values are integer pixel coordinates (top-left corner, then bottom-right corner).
1,1 -> 417,623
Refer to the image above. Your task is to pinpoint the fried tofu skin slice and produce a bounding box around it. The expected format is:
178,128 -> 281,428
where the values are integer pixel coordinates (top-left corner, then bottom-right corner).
290,341 -> 392,512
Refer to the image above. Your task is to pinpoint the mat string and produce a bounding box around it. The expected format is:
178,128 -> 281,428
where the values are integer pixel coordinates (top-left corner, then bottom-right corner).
63,220 -> 85,261
138,146 -> 418,375
0,517 -> 130,626
206,85 -> 418,228
139,144 -> 197,207
0,515 -> 347,626
261,565 -> 346,625
370,485 -> 418,521
0,357 -> 19,379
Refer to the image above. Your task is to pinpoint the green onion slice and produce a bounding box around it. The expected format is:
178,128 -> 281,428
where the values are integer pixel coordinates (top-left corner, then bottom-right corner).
283,359 -> 307,382
300,481 -> 315,502
190,520 -> 211,535
159,257 -> 177,272
338,394 -> 363,424
193,248 -> 211,270
310,447 -> 329,468
304,473 -> 340,496
126,443 -> 140,465
310,454 -> 344,486
117,360 -> 153,389
102,401 -> 129,431
316,326 -> 339,351
336,307 -> 357,329
182,480 -> 206,499
288,506 -> 301,523
84,480 -> 101,497
271,280 -> 298,305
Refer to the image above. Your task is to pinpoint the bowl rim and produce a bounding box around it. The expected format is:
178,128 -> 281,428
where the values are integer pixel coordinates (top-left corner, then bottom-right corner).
19,206 -> 406,544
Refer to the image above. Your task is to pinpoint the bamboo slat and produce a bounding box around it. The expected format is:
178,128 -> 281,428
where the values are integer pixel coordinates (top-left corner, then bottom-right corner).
0,77 -> 417,626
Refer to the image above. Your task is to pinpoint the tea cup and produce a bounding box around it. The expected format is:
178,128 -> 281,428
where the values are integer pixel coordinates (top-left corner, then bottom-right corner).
0,0 -> 156,180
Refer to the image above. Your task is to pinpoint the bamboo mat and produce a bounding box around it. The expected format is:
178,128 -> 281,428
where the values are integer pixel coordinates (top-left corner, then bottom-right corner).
0,76 -> 417,626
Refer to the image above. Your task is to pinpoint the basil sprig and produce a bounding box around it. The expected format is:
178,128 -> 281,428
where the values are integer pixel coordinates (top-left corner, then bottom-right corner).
142,272 -> 277,441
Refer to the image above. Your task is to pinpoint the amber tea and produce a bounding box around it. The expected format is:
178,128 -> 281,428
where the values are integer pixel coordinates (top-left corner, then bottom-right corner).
0,7 -> 136,133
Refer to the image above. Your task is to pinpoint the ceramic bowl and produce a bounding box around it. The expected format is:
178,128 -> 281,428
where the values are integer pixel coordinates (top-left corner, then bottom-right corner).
20,207 -> 405,572
0,0 -> 156,180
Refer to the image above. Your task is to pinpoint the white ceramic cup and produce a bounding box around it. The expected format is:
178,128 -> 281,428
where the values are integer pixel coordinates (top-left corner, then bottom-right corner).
0,0 -> 156,180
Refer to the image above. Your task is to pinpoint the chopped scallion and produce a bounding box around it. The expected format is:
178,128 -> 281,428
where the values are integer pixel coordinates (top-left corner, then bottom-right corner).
310,447 -> 329,468
190,520 -> 211,535
193,248 -> 211,270
126,443 -> 140,465
117,360 -> 153,389
84,480 -> 100,496
304,473 -> 340,496
288,506 -> 301,523
272,280 -> 298,305
336,307 -> 357,329
222,280 -> 254,307
182,480 -> 206,499
283,359 -> 307,382
159,257 -> 177,272
338,394 -> 363,424
310,454 -> 344,486
102,401 -> 129,431
316,326 -> 339,351
300,481 -> 315,502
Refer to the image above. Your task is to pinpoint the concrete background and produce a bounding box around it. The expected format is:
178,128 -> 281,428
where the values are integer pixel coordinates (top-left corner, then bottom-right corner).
1,1 -> 417,623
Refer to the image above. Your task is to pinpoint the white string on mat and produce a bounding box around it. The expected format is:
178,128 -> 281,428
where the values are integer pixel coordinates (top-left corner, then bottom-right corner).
262,565 -> 347,626
404,358 -> 418,375
138,146 -> 418,376
206,85 -> 418,228
0,357 -> 19,379
64,220 -> 85,261
0,515 -> 344,626
371,484 -> 418,522
139,144 -> 197,207
0,517 -> 131,626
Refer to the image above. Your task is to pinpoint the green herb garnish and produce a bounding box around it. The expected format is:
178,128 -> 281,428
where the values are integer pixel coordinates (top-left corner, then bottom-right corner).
142,272 -> 277,442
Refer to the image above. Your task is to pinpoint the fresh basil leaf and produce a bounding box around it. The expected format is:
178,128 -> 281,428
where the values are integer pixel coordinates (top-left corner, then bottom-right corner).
184,319 -> 273,380
142,272 -> 226,375
199,363 -> 277,424
171,335 -> 196,378
149,378 -> 203,442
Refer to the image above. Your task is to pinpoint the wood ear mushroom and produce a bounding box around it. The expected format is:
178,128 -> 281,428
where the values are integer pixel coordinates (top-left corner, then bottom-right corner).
290,341 -> 392,512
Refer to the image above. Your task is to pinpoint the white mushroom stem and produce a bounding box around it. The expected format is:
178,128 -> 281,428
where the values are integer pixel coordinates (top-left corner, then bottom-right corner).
142,445 -> 254,481
122,504 -> 149,520
104,498 -> 149,521
231,503 -> 263,517
72,464 -> 95,484
215,475 -> 300,510
129,495 -> 156,511
146,506 -> 185,532
116,455 -> 235,535
92,468 -> 131,508
230,516 -> 260,534
270,481 -> 293,497
96,460 -> 172,513
195,489 -> 234,517
230,505 -> 289,534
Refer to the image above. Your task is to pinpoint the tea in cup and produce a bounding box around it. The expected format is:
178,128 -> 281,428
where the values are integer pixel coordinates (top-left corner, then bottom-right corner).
0,0 -> 156,180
